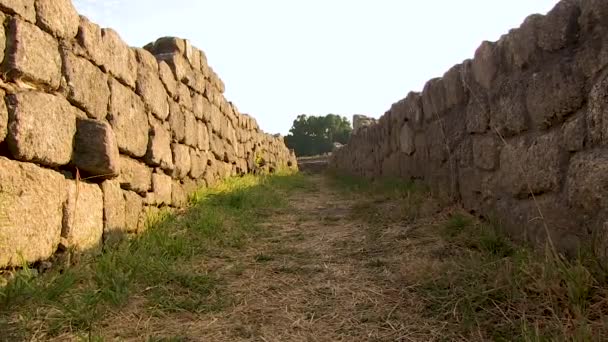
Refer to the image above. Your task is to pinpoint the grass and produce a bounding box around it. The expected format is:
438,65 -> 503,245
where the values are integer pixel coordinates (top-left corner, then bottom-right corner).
0,170 -> 311,340
419,213 -> 608,341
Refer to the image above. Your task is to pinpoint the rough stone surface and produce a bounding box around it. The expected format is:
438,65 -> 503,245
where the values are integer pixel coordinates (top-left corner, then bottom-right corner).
63,181 -> 104,252
587,72 -> 608,145
172,143 -> 192,179
168,100 -> 186,143
151,172 -> 172,205
109,79 -> 149,158
0,89 -> 7,143
35,0 -> 80,39
472,135 -> 499,171
124,190 -> 143,233
118,156 -> 152,195
101,180 -> 126,240
172,180 -> 188,207
562,114 -> 586,152
7,91 -> 77,167
190,148 -> 207,179
5,18 -> 61,89
399,123 -> 415,155
135,49 -> 169,120
197,121 -> 210,151
63,51 -> 110,120
472,41 -> 498,89
0,157 -> 66,267
0,0 -> 35,22
158,61 -> 178,97
73,119 -> 120,178
489,78 -> 528,137
146,120 -> 174,171
566,150 -> 608,216
184,110 -> 197,147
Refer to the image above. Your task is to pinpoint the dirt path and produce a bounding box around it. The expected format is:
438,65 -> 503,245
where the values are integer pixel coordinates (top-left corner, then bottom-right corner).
103,174 -> 448,341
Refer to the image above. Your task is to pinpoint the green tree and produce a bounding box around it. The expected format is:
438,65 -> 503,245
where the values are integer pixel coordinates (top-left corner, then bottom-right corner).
284,114 -> 352,157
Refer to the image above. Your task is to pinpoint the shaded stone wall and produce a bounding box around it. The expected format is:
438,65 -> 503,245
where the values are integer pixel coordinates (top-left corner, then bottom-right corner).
0,0 -> 297,268
331,0 -> 608,255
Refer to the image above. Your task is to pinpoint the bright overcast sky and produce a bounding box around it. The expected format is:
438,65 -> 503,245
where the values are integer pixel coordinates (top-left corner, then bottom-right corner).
73,0 -> 559,135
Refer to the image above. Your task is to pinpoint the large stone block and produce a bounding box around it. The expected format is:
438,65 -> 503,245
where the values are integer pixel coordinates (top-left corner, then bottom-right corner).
63,181 -> 104,252
101,179 -> 126,240
489,77 -> 528,137
566,150 -> 608,216
35,0 -> 79,39
123,190 -> 143,233
399,123 -> 415,155
73,119 -> 120,178
0,157 -> 66,267
197,121 -> 210,151
527,63 -> 585,129
146,120 -> 174,171
172,180 -> 188,207
499,133 -> 564,197
7,91 -> 77,167
156,52 -> 192,84
472,41 -> 499,89
108,79 -> 149,158
421,78 -> 447,121
0,0 -> 35,22
151,172 -> 172,205
587,72 -> 608,145
172,143 -> 191,179
135,49 -> 169,120
190,148 -> 207,179
466,95 -> 490,134
5,18 -> 61,88
562,114 -> 586,152
168,100 -> 186,143
443,63 -> 468,108
63,51 -> 110,120
0,89 -> 7,143
75,17 -> 137,87
472,135 -> 499,171
502,14 -> 542,69
118,156 -> 152,195
177,83 -> 193,111
158,61 -> 178,97
184,110 -> 197,147
537,0 -> 581,52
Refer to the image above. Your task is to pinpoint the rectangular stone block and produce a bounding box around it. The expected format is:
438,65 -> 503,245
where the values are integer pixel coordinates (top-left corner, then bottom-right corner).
177,83 -> 193,111
172,143 -> 191,179
63,180 -> 104,252
0,89 -> 6,143
101,179 -> 126,241
0,157 -> 66,267
7,91 -> 77,167
118,156 -> 152,195
197,121 -> 210,151
190,148 -> 207,179
146,119 -> 174,171
124,190 -> 143,233
109,78 -> 149,158
168,100 -> 186,143
0,0 -> 35,22
151,172 -> 172,205
472,135 -> 499,171
135,49 -> 169,120
158,61 -> 178,97
34,0 -> 79,39
171,180 -> 188,207
73,118 -> 120,178
5,18 -> 61,89
63,51 -> 110,120
184,110 -> 197,147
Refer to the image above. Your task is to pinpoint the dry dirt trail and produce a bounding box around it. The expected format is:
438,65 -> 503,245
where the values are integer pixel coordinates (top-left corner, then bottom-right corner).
104,174 -> 448,341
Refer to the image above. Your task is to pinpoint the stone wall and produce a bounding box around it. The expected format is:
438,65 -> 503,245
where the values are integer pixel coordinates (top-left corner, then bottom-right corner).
0,0 -> 296,268
331,0 -> 608,255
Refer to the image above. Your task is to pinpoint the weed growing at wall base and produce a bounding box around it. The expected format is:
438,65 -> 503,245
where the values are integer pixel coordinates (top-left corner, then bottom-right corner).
0,171 -> 310,340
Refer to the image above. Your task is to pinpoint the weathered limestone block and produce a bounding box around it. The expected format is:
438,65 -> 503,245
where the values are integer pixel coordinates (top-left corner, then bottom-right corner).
168,100 -> 186,143
124,190 -> 143,233
465,95 -> 490,134
158,61 -> 178,97
7,91 -> 77,167
502,14 -> 542,69
443,64 -> 468,108
172,180 -> 188,207
567,150 -> 608,216
146,120 -> 174,171
73,119 -> 120,178
118,156 -> 152,195
192,92 -> 205,120
35,0 -> 79,39
472,41 -> 499,90
177,83 -> 193,111
537,0 -> 581,52
135,49 -> 169,120
63,51 -> 110,120
399,123 -> 415,155
489,77 -> 528,137
156,52 -> 191,84
0,157 -> 66,267
562,114 -> 586,152
527,63 -> 585,129
172,143 -> 192,179
5,18 -> 61,88
184,110 -> 197,147
197,121 -> 210,151
0,0 -> 35,22
101,179 -> 126,240
587,72 -> 608,145
421,78 -> 447,121
75,17 -> 137,87
63,181 -> 104,252
0,89 -> 7,143
109,78 -> 149,157
189,149 -> 207,179
151,172 -> 172,205
499,133 -> 563,197
472,135 -> 499,171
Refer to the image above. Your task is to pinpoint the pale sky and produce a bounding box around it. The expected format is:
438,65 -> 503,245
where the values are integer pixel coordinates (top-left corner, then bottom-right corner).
72,0 -> 559,135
